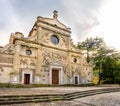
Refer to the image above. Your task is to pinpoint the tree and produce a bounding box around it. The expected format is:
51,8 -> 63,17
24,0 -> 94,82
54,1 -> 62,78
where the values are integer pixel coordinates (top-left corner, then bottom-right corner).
93,46 -> 117,84
77,37 -> 105,63
77,37 -> 120,84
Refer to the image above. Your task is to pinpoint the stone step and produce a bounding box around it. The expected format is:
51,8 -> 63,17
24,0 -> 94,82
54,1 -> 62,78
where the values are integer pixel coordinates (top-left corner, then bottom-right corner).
65,88 -> 120,100
65,88 -> 120,97
0,95 -> 64,101
0,88 -> 119,105
0,97 -> 64,105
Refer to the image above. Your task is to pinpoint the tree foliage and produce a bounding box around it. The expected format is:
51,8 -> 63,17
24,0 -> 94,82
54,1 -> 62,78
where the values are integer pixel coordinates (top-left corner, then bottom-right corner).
77,37 -> 120,84
77,37 -> 105,62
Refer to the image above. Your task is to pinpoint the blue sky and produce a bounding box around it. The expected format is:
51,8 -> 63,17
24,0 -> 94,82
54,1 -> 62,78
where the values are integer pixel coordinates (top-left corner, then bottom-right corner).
0,0 -> 120,50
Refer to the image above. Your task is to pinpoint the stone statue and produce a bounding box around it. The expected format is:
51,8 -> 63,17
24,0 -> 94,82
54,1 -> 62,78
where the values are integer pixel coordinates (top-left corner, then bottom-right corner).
53,10 -> 58,19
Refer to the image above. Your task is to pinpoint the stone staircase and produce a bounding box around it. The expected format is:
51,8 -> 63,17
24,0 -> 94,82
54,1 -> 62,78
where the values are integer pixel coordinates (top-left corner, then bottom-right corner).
0,88 -> 120,105
64,88 -> 120,100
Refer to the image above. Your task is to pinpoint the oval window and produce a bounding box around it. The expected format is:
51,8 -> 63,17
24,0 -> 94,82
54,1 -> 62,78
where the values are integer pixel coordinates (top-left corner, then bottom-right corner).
51,35 -> 59,44
26,49 -> 32,55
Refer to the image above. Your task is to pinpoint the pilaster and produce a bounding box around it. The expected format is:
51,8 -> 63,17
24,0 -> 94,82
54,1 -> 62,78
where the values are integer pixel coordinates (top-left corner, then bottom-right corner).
35,46 -> 42,75
13,43 -> 21,73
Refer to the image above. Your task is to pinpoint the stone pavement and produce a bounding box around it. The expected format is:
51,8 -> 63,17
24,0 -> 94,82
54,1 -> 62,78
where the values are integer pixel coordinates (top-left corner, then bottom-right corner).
0,86 -> 119,96
2,92 -> 120,106
0,85 -> 120,106
2,101 -> 89,106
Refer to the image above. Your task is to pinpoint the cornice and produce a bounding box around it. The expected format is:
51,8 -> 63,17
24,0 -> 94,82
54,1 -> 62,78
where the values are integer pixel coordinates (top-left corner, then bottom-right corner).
36,19 -> 71,33
14,38 -> 82,54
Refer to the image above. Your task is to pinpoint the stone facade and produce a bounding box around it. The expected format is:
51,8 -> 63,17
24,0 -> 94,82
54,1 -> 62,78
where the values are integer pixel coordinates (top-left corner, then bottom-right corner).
0,11 -> 93,85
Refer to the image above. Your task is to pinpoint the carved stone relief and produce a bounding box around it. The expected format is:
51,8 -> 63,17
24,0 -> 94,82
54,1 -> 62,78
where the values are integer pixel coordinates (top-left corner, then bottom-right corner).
41,32 -> 50,43
59,35 -> 67,47
71,65 -> 80,76
42,50 -> 67,65
82,65 -> 92,82
20,58 -> 28,65
20,58 -> 35,66
41,67 -> 49,72
30,60 -> 35,66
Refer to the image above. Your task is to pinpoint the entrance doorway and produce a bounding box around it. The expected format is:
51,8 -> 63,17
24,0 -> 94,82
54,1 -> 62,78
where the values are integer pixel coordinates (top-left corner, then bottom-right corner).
75,76 -> 78,84
52,70 -> 59,84
24,74 -> 30,84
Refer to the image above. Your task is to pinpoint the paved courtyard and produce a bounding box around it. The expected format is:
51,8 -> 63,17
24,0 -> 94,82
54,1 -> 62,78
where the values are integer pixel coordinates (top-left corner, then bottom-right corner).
0,86 -> 120,106
2,92 -> 120,106
0,86 -> 119,96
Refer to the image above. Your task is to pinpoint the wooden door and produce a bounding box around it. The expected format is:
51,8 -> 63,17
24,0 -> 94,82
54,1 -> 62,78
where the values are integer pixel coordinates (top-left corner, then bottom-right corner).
24,74 -> 30,84
52,70 -> 59,84
75,76 -> 78,84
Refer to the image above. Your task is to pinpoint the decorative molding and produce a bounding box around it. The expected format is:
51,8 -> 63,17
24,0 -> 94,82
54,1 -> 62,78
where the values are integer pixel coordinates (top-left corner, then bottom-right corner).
36,18 -> 71,33
14,38 -> 82,54
0,64 -> 13,68
0,56 -> 13,63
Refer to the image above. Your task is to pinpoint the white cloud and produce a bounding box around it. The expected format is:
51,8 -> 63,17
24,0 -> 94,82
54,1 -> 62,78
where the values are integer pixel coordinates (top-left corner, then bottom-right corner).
0,0 -> 120,51
0,0 -> 20,45
59,0 -> 104,43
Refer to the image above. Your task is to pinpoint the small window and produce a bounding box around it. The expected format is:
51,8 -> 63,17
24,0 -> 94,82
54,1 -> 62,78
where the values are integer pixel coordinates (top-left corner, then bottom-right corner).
26,49 -> 32,55
51,35 -> 59,44
73,58 -> 77,63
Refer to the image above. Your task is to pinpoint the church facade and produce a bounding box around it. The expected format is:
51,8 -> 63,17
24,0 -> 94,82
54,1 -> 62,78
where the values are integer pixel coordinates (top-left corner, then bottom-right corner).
0,11 -> 93,85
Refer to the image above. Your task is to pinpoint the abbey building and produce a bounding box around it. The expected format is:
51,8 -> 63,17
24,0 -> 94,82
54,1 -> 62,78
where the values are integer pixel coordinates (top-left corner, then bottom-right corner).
0,11 -> 93,85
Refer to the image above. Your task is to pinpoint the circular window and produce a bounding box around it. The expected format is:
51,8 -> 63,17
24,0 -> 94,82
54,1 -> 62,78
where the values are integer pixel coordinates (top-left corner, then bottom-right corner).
73,58 -> 77,63
26,49 -> 32,55
51,35 -> 59,44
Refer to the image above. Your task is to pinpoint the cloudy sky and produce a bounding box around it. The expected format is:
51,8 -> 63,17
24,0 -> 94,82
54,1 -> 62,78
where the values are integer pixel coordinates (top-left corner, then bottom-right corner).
0,0 -> 120,50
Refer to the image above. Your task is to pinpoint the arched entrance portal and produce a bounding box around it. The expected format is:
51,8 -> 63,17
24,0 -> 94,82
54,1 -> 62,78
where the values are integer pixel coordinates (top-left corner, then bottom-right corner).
49,62 -> 63,85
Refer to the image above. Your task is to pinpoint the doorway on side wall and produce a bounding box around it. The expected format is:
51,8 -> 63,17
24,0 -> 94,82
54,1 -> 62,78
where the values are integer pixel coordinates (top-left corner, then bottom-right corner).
52,70 -> 59,85
75,76 -> 78,84
24,74 -> 30,84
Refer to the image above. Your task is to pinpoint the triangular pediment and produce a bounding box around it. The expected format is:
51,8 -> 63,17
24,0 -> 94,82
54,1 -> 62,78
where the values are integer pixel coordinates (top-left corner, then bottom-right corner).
37,16 -> 70,30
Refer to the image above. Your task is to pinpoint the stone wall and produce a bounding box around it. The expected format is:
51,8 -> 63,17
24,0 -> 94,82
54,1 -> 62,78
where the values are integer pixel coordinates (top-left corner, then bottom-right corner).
0,54 -> 13,83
